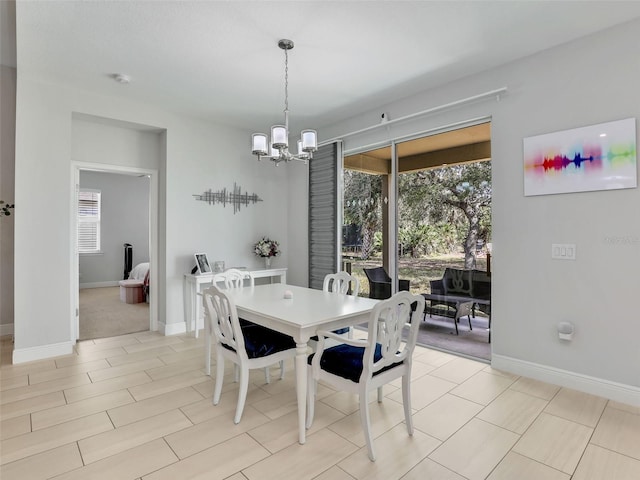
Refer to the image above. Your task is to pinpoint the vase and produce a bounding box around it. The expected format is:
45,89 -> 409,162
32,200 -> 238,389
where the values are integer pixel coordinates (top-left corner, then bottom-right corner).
264,257 -> 271,269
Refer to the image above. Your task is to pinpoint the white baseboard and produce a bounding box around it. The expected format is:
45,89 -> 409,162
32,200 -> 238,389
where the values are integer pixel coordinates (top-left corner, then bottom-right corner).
492,354 -> 640,407
161,321 -> 187,336
13,341 -> 75,364
80,281 -> 120,289
0,323 -> 14,337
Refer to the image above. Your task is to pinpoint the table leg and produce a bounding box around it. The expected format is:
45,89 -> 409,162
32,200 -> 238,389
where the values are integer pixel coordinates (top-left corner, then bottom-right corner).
194,283 -> 201,339
183,278 -> 192,336
295,342 -> 308,444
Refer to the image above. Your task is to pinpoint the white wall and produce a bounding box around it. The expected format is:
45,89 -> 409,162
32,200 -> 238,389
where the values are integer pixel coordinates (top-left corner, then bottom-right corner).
13,75 -> 289,360
0,65 -> 16,334
289,20 -> 640,404
79,171 -> 150,286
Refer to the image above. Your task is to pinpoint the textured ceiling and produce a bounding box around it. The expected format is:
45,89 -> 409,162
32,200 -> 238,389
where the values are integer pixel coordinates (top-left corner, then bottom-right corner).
10,1 -> 640,133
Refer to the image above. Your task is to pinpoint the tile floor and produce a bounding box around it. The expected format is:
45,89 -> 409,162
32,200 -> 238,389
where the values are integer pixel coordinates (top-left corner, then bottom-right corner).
1,331 -> 639,480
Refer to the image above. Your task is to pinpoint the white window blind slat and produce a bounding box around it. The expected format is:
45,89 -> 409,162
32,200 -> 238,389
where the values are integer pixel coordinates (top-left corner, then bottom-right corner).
78,189 -> 101,253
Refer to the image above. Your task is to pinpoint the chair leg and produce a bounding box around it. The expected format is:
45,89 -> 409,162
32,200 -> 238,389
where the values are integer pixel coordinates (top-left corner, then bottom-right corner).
402,373 -> 414,435
213,353 -> 225,405
204,334 -> 211,376
467,315 -> 473,330
234,366 -> 249,424
377,386 -> 383,403
279,360 -> 285,380
264,366 -> 271,384
359,389 -> 376,461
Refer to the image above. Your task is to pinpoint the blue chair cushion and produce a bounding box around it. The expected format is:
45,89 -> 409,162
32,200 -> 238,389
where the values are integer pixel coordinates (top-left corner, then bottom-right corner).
308,343 -> 403,383
310,327 -> 350,341
222,324 -> 295,359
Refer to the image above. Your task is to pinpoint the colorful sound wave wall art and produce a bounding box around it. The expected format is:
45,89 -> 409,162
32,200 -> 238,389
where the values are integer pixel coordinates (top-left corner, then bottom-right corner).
523,118 -> 637,196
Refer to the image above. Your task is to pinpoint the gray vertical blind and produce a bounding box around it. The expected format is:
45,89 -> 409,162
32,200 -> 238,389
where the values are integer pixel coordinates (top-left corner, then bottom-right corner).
308,143 -> 339,290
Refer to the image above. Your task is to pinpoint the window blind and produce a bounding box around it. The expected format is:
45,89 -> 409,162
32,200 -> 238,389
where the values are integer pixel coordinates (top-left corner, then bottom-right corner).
308,143 -> 339,290
78,189 -> 101,253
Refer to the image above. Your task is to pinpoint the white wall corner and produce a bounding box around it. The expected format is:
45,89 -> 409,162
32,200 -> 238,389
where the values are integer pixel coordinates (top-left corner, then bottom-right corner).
12,341 -> 75,364
492,354 -> 640,407
0,323 -> 14,337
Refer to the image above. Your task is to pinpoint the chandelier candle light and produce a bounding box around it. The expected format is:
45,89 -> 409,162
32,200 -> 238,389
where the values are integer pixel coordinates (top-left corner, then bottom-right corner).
251,39 -> 317,166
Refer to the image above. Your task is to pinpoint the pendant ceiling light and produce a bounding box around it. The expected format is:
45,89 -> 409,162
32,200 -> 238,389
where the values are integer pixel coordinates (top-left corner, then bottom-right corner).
251,39 -> 317,166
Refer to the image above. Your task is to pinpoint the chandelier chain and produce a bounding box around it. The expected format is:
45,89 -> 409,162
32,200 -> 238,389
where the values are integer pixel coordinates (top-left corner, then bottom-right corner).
284,47 -> 289,113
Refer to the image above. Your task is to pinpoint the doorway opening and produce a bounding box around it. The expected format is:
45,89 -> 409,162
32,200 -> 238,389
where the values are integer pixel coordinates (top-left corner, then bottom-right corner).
72,164 -> 159,341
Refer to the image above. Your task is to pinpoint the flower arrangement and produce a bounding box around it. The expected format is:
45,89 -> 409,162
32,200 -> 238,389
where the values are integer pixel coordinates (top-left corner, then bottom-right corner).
254,237 -> 280,258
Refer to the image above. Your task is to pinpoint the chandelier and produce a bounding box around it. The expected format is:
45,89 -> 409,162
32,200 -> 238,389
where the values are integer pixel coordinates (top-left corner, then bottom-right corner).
251,39 -> 317,166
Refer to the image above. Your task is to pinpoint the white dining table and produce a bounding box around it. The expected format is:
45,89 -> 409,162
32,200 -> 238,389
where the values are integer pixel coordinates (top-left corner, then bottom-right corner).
183,267 -> 287,338
225,283 -> 380,444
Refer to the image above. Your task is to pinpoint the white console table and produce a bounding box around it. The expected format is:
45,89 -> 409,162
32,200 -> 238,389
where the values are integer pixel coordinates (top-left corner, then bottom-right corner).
183,267 -> 287,337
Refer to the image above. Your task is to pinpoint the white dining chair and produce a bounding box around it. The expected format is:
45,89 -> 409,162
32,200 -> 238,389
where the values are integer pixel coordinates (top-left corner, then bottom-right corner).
203,269 -> 284,382
312,271 -> 361,343
203,284 -> 297,424
322,271 -> 360,296
307,290 -> 425,461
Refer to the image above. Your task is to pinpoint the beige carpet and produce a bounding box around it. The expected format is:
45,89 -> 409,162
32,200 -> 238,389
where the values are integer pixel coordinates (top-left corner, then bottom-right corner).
79,287 -> 149,340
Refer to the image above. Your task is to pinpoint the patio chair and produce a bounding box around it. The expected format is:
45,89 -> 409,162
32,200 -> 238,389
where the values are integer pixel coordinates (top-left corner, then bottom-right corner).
307,290 -> 426,461
363,266 -> 410,299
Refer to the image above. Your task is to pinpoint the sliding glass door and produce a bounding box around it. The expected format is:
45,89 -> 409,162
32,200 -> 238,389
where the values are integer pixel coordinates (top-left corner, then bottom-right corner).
341,122 -> 492,298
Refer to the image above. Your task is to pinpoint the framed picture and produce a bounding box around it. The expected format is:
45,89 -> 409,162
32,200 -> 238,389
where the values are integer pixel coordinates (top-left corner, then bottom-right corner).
523,118 -> 637,196
194,253 -> 212,275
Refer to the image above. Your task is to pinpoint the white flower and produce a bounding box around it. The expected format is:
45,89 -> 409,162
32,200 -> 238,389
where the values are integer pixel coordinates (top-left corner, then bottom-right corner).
254,237 -> 280,258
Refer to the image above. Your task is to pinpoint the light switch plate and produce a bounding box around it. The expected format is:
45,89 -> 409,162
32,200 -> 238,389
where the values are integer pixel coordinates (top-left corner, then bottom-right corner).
552,243 -> 576,260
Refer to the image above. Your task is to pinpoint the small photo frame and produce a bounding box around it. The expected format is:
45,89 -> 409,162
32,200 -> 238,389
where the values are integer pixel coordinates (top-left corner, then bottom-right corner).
194,253 -> 212,275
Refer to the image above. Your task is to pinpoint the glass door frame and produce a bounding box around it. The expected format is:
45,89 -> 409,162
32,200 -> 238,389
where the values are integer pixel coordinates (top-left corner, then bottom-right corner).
340,139 -> 401,295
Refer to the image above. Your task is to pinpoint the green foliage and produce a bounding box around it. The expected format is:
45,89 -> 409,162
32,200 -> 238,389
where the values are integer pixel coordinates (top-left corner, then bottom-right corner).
343,161 -> 491,263
372,231 -> 383,254
398,161 -> 491,264
343,170 -> 382,259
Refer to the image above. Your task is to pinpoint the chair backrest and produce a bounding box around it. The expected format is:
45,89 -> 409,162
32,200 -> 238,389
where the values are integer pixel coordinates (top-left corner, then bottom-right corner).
363,267 -> 391,283
442,268 -> 473,296
362,291 -> 425,380
202,285 -> 247,359
471,269 -> 491,299
216,269 -> 255,290
323,271 -> 360,296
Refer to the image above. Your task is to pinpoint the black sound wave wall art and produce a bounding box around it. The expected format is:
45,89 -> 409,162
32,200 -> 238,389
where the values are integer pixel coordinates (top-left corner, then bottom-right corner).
193,183 -> 262,214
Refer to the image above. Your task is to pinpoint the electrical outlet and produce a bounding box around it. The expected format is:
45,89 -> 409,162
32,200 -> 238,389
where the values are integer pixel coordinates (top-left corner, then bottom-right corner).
551,243 -> 576,260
